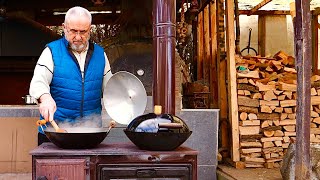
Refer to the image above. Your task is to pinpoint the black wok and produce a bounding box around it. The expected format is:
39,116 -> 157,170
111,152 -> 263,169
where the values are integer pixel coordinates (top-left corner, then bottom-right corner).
124,130 -> 192,151
44,127 -> 111,149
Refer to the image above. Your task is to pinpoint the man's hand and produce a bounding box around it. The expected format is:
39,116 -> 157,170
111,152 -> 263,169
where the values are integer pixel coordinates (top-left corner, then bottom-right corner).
39,94 -> 56,122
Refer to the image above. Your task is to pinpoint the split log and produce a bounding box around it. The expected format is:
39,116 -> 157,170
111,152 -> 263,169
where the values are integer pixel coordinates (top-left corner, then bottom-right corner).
261,137 -> 283,142
311,122 -> 318,128
256,83 -> 276,91
313,117 -> 320,124
263,130 -> 275,137
274,141 -> 282,147
284,108 -> 293,114
262,147 -> 284,154
282,136 -> 290,143
251,93 -> 262,99
311,96 -> 320,105
238,96 -> 260,107
263,90 -> 277,101
273,120 -> 280,126
283,91 -> 293,99
279,120 -> 296,126
240,120 -> 260,126
261,106 -> 273,113
311,88 -> 317,96
274,107 -> 284,113
257,113 -> 280,120
310,128 -> 320,134
284,132 -> 296,137
237,71 -> 260,78
263,142 -> 275,148
280,113 -> 288,120
243,157 -> 265,163
260,100 -> 279,106
240,134 -> 263,141
280,100 -> 296,107
261,120 -> 270,128
283,125 -> 295,132
239,112 -> 248,121
240,141 -> 262,148
237,84 -> 259,92
238,78 -> 249,84
311,110 -> 319,118
248,113 -> 258,120
239,126 -> 260,135
262,126 -> 282,131
238,106 -> 259,114
277,95 -> 286,101
274,130 -> 284,137
241,148 -> 262,154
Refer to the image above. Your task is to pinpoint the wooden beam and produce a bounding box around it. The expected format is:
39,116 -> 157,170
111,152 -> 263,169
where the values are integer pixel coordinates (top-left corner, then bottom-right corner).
313,7 -> 320,15
225,0 -> 240,162
258,15 -> 267,56
248,0 -> 273,15
294,0 -> 312,178
216,0 -> 229,158
312,15 -> 319,74
209,1 -> 218,108
197,12 -> 204,80
239,10 -> 290,16
203,6 -> 211,85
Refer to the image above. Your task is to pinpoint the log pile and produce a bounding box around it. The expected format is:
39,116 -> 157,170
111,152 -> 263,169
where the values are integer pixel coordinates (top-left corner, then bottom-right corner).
236,51 -> 320,168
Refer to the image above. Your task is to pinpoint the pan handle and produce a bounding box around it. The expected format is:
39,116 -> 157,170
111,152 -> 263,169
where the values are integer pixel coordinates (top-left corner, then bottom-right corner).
158,123 -> 183,129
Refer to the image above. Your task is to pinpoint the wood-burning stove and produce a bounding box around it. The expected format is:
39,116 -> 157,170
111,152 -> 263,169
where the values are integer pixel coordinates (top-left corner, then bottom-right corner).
30,142 -> 198,180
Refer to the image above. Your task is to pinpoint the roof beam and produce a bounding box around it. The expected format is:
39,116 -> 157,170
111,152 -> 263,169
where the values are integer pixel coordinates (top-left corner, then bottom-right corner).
239,10 -> 290,15
248,0 -> 273,15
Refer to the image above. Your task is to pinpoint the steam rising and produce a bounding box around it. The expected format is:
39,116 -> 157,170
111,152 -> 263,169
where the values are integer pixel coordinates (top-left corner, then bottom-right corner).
57,113 -> 103,128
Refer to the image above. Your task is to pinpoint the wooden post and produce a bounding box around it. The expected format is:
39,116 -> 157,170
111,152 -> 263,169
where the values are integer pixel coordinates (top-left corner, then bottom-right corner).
152,0 -> 176,114
216,0 -> 230,158
210,1 -> 218,108
225,0 -> 240,162
197,12 -> 204,80
312,15 -> 318,74
203,6 -> 211,85
293,0 -> 311,179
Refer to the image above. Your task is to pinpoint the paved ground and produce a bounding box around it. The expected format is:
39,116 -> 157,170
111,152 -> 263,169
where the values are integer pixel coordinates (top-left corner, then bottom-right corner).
217,165 -> 283,180
0,173 -> 31,180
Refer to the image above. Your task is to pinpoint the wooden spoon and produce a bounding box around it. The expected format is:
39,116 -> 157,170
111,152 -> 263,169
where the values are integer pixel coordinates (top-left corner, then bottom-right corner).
47,112 -> 67,133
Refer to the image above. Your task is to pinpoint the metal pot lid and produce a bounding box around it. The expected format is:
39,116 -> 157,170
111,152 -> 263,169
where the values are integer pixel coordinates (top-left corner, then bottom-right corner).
103,71 -> 147,125
126,113 -> 190,133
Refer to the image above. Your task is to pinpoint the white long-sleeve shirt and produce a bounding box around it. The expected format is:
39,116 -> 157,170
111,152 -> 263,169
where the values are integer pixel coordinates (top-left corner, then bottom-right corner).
29,46 -> 113,100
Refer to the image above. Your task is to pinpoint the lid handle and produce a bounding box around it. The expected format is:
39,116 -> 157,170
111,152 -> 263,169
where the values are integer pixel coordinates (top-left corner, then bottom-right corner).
158,123 -> 183,129
154,105 -> 162,115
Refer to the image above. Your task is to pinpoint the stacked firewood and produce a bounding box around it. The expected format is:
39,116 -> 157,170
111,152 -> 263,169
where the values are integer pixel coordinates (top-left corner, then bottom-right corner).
236,51 -> 320,168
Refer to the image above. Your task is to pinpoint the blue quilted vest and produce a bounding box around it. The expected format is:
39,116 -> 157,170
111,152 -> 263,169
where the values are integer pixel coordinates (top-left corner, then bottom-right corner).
38,37 -> 105,133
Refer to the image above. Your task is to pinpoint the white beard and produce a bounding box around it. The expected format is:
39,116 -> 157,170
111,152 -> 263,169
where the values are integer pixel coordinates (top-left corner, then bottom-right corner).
70,43 -> 86,52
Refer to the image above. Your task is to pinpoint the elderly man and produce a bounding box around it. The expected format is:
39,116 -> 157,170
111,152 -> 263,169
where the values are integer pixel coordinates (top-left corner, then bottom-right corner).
29,6 -> 112,145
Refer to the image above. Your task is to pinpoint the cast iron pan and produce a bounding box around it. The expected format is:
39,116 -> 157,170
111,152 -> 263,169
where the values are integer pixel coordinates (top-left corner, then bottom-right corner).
124,130 -> 192,151
44,127 -> 110,149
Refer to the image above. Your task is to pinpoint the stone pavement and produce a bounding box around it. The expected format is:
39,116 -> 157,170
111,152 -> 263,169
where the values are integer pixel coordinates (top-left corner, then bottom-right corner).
0,173 -> 31,180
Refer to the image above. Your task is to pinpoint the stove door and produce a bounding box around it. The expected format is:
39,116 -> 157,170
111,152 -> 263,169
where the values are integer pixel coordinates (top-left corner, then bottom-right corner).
99,164 -> 192,180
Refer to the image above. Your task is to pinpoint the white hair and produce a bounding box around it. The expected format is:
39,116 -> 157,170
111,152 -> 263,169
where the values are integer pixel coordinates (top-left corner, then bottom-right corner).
64,6 -> 92,25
